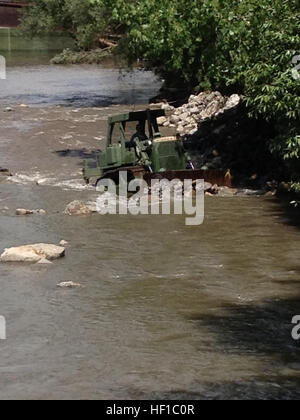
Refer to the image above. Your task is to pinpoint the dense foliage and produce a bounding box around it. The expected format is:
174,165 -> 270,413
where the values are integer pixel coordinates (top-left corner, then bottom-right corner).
20,0 -> 300,181
20,0 -> 113,49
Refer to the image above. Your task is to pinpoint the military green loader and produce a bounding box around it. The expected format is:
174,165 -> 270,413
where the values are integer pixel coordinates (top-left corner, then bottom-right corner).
83,109 -> 231,187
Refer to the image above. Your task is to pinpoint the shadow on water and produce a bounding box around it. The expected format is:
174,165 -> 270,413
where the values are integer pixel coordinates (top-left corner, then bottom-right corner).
54,149 -> 100,160
188,297 -> 300,360
276,195 -> 300,229
129,297 -> 300,400
63,94 -> 116,108
131,377 -> 300,400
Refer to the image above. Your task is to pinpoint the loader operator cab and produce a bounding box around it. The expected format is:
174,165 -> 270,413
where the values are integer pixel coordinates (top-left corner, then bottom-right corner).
127,123 -> 148,149
83,108 -> 192,185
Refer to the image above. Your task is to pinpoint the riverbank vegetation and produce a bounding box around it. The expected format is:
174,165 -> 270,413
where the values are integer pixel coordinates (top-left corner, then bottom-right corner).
50,48 -> 112,64
20,0 -> 300,187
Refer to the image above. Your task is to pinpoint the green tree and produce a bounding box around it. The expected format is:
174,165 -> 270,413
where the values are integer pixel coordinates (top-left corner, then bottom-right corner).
21,0 -> 300,180
20,0 -> 110,49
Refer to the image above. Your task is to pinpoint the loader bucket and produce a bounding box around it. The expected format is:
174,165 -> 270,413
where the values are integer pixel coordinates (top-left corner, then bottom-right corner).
143,169 -> 232,188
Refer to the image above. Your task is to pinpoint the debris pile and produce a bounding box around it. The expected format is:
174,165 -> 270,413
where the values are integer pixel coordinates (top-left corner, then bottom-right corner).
155,91 -> 280,188
157,92 -> 242,136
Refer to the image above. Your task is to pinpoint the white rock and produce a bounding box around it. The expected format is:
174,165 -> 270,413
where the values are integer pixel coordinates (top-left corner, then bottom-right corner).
189,107 -> 199,114
16,209 -> 34,216
170,114 -> 180,124
64,201 -> 91,216
188,128 -> 198,135
206,100 -> 222,116
161,104 -> 175,116
57,281 -> 82,289
224,94 -> 241,110
0,244 -> 65,263
199,110 -> 210,120
183,125 -> 195,135
16,208 -> 46,216
179,112 -> 190,121
36,258 -> 53,265
176,125 -> 185,135
161,103 -> 174,111
157,116 -> 167,126
197,92 -> 207,100
86,201 -> 98,213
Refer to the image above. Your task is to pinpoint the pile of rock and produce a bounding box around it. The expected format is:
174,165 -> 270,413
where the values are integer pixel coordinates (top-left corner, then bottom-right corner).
157,92 -> 242,136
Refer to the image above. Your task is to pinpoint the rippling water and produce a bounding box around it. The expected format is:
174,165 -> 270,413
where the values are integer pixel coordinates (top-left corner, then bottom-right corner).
0,62 -> 300,400
0,182 -> 300,399
0,65 -> 162,107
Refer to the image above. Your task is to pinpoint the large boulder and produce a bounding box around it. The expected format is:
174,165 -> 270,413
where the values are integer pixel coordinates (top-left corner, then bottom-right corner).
64,200 -> 92,216
0,244 -> 65,263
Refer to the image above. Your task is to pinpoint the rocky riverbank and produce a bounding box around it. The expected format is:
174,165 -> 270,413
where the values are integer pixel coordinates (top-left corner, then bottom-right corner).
154,91 -> 286,191
156,91 -> 242,137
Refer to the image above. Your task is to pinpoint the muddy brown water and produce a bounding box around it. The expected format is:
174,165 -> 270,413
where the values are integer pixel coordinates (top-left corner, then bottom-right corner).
0,66 -> 300,400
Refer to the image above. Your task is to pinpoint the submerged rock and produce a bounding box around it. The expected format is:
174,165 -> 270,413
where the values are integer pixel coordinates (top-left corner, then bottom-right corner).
57,281 -> 82,289
0,168 -> 12,177
0,244 -> 65,263
217,187 -> 238,197
64,200 -> 92,216
16,209 -> 34,216
16,209 -> 46,216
